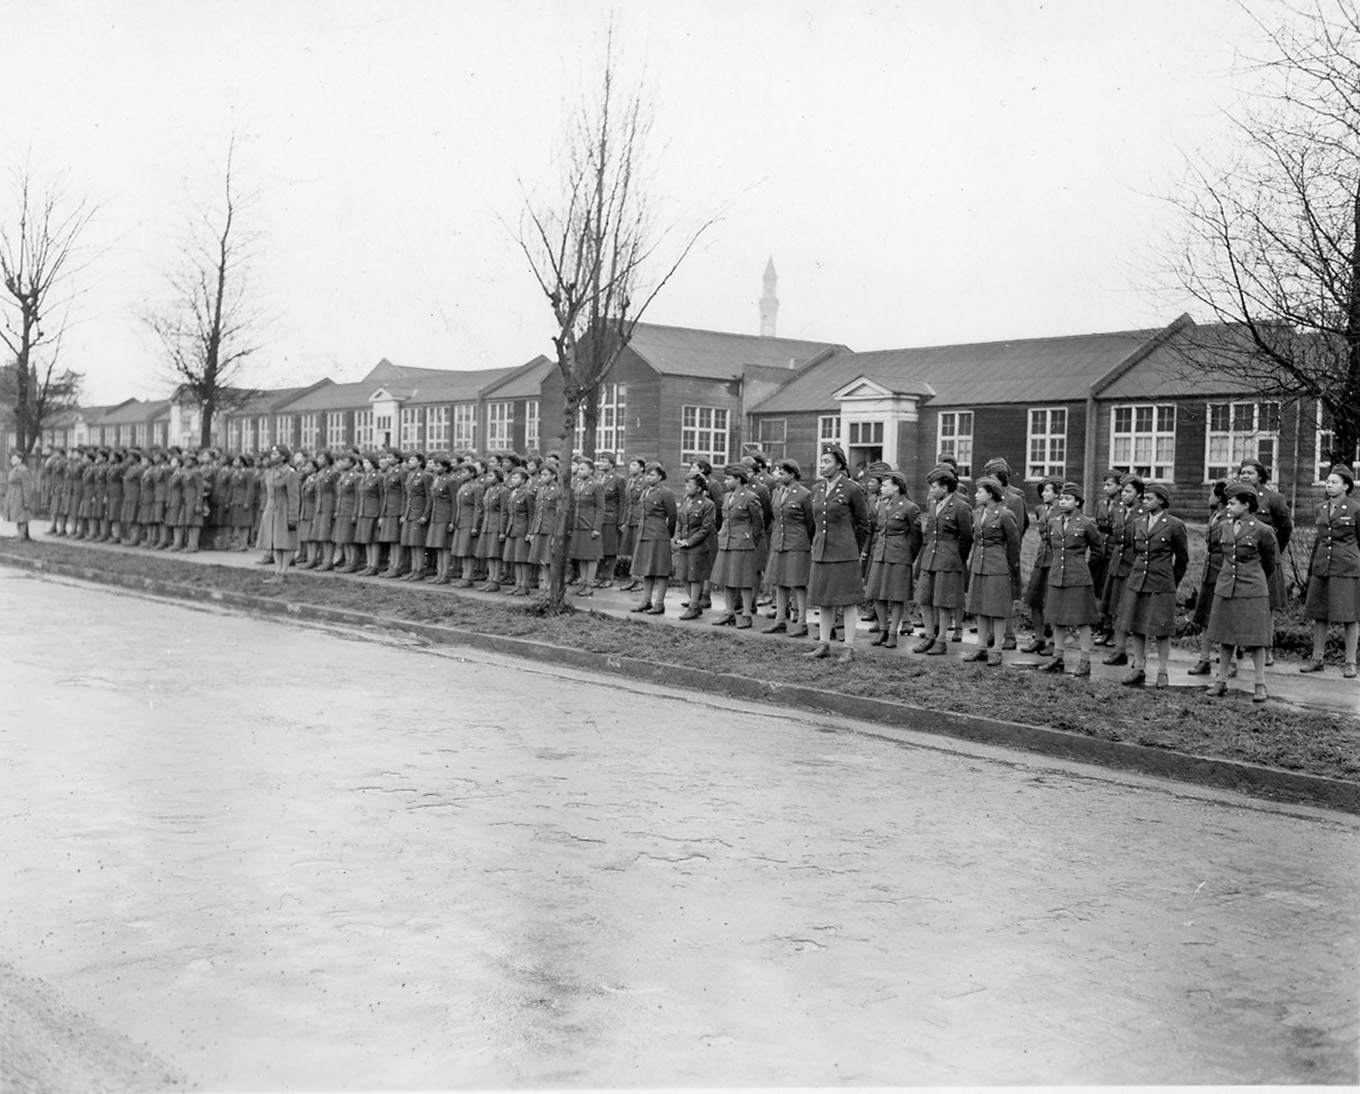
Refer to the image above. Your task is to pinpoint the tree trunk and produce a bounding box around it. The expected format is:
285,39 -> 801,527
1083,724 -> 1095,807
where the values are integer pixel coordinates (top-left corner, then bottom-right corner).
545,387 -> 579,612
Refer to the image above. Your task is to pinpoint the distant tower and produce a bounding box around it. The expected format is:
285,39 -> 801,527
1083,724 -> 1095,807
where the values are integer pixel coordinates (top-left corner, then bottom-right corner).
759,257 -> 778,337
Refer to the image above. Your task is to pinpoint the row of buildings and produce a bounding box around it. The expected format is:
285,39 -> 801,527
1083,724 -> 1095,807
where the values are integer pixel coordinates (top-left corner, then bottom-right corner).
9,274 -> 1345,515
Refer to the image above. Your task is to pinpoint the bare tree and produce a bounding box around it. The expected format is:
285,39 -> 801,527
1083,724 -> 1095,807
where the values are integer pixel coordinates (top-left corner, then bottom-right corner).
1171,1 -> 1360,468
0,167 -> 94,457
517,31 -> 715,607
147,136 -> 262,447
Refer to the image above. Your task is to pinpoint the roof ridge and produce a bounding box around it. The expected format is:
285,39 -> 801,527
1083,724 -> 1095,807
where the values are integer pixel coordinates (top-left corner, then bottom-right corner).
843,327 -> 1160,357
633,320 -> 839,347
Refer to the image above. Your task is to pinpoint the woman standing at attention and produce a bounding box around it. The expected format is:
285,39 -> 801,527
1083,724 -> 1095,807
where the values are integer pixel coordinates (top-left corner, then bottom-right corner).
1040,482 -> 1104,676
628,462 -> 678,615
963,476 -> 1021,667
763,458 -> 814,637
865,471 -> 921,649
805,442 -> 870,662
258,444 -> 300,582
1301,464 -> 1360,677
911,464 -> 973,655
1205,483 -> 1277,702
1115,482 -> 1189,688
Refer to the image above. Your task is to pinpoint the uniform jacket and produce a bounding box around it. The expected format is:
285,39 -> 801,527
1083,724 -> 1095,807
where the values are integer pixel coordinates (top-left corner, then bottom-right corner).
357,470 -> 383,520
503,484 -> 536,539
1309,496 -> 1360,579
1124,510 -> 1190,594
529,481 -> 563,537
570,479 -> 605,534
674,494 -> 716,548
105,462 -> 125,516
1256,485 -> 1293,553
1105,500 -> 1147,579
335,470 -> 360,521
402,469 -> 433,524
1032,500 -> 1056,568
1046,512 -> 1104,588
259,465 -> 300,538
1198,507 -> 1230,588
428,473 -> 455,527
968,505 -> 1021,577
624,474 -> 645,528
479,482 -> 505,538
1092,494 -> 1117,560
454,477 -> 485,533
599,471 -> 627,531
379,467 -> 405,520
299,472 -> 319,522
229,468 -> 256,511
314,467 -> 338,521
1214,514 -> 1278,599
916,492 -> 973,573
4,465 -> 35,523
809,473 -> 868,562
869,496 -> 923,565
767,482 -> 815,552
716,483 -> 765,550
636,484 -> 678,541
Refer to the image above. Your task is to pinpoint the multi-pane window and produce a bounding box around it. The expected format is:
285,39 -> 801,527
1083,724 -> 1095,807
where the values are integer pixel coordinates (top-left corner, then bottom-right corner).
153,421 -> 167,446
399,407 -> 421,449
257,416 -> 271,451
757,418 -> 787,461
1111,404 -> 1176,481
848,421 -> 884,446
134,423 -> 147,446
300,414 -> 318,451
525,400 -> 539,452
574,383 -> 627,455
937,411 -> 974,478
119,424 -> 133,445
818,415 -> 841,447
275,416 -> 294,447
1315,402 -> 1359,481
680,405 -> 730,465
486,402 -> 513,450
1027,408 -> 1067,480
453,404 -> 476,450
374,413 -> 393,445
354,410 -> 373,449
1206,401 -> 1279,481
424,406 -> 448,449
326,412 -> 347,449
241,418 -> 255,453
227,420 -> 240,452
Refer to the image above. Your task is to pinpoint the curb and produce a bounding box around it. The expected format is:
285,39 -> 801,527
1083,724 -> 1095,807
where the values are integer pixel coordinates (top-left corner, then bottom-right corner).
6,550 -> 1358,815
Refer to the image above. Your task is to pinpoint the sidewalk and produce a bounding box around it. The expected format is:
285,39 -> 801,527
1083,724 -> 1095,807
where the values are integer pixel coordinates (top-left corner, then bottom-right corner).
6,522 -> 1358,719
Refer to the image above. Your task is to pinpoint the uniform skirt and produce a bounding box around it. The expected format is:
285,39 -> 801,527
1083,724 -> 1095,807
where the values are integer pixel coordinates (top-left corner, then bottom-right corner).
631,536 -> 672,579
230,503 -> 254,529
503,534 -> 531,565
377,516 -> 401,543
808,559 -> 864,607
1100,572 -> 1129,618
1023,565 -> 1049,610
333,515 -> 356,545
476,525 -> 501,560
400,519 -> 426,548
297,516 -> 313,542
451,526 -> 476,556
1191,575 -> 1219,628
1304,574 -> 1360,623
138,494 -> 156,525
121,494 -> 140,524
712,547 -> 759,589
966,572 -> 1013,617
312,508 -> 334,542
673,545 -> 712,584
354,516 -> 377,545
568,528 -> 602,561
425,520 -> 451,550
917,569 -> 966,610
766,548 -> 811,588
865,559 -> 912,603
619,524 -> 638,560
528,533 -> 554,566
601,523 -> 620,556
1117,588 -> 1178,638
1046,583 -> 1098,627
1206,594 -> 1273,647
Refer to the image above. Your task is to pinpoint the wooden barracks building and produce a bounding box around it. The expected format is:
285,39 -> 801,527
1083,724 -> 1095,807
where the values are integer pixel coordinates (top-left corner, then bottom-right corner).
13,264 -> 1346,516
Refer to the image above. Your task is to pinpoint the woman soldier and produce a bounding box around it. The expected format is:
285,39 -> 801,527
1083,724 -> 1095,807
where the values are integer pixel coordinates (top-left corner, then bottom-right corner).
1300,463 -> 1360,676
1021,476 -> 1063,655
1206,483 -> 1277,702
911,464 -> 973,655
1187,480 -> 1232,676
225,456 -> 253,552
806,442 -> 870,661
708,462 -> 765,628
1040,482 -> 1104,676
164,449 -> 186,550
567,455 -> 605,595
5,451 -> 35,540
424,452 -> 456,584
46,449 -> 69,537
501,465 -> 537,595
354,453 -> 384,576
619,456 -> 647,591
144,449 -> 168,548
331,449 -> 362,572
180,449 -> 209,552
865,471 -> 922,649
258,443 -> 300,582
103,449 -> 125,543
477,465 -> 508,591
689,457 -> 724,610
963,476 -> 1021,666
1099,473 -> 1147,666
310,451 -> 338,571
294,457 -> 319,567
400,451 -> 433,581
674,471 -> 717,621
451,458 -> 484,587
119,449 -> 146,545
594,451 -> 627,588
628,461 -> 678,615
763,458 -> 815,637
1115,482 -> 1189,688
1237,457 -> 1293,663
528,464 -> 563,592
1091,469 -> 1122,644
377,449 -> 407,578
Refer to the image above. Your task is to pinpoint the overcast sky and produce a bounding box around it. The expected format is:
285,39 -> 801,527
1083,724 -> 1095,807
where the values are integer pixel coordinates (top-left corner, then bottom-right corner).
4,0 -> 1264,404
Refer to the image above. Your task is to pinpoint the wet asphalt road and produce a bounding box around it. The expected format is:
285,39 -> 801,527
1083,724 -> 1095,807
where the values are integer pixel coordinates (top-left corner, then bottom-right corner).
1,568 -> 1358,1089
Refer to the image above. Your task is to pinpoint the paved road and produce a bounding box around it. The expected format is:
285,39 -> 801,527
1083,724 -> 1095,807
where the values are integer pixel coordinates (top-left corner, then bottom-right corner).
1,569 -> 1357,1088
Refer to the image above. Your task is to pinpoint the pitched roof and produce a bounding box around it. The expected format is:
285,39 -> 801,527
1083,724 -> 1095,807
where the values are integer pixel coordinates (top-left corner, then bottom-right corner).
623,322 -> 848,381
281,379 -> 375,412
753,327 -> 1165,414
377,366 -> 517,403
480,355 -> 555,400
1097,318 -> 1290,400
